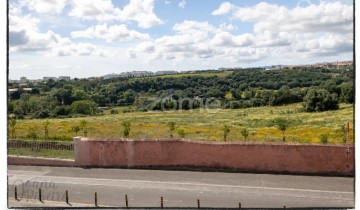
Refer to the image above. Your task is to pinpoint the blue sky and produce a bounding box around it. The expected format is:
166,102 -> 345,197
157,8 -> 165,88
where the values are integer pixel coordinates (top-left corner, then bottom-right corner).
9,0 -> 354,79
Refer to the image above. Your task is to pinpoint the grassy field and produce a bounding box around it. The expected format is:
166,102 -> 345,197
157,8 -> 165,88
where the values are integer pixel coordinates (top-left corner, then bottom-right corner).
128,71 -> 232,81
11,103 -> 354,144
8,148 -> 74,159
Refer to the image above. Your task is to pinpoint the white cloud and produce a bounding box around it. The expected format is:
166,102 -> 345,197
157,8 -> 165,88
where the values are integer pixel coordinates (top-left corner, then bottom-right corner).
121,0 -> 163,28
68,0 -> 122,22
233,1 -> 353,34
20,0 -> 163,29
20,0 -> 68,14
219,23 -> 236,31
71,23 -> 151,42
178,0 -> 186,9
212,2 -> 234,15
165,0 -> 171,5
211,32 -> 254,47
9,8 -> 106,57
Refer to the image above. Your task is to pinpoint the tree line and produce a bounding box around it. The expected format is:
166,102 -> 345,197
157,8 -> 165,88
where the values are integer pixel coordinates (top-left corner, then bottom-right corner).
8,66 -> 354,119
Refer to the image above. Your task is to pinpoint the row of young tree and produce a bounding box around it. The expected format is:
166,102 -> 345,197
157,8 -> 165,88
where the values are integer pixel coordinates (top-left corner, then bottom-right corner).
8,67 -> 354,119
9,118 -> 348,144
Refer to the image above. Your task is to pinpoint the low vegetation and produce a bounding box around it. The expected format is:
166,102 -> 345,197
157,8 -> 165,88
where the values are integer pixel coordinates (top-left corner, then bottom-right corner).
8,103 -> 354,144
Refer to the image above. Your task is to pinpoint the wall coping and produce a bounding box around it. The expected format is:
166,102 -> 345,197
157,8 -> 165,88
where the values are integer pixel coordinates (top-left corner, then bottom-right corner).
74,137 -> 354,148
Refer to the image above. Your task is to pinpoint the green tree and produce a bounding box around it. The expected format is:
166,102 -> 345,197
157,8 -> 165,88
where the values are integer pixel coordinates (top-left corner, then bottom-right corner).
43,120 -> 50,139
303,89 -> 339,112
274,118 -> 289,142
177,129 -> 186,138
122,121 -> 131,138
320,133 -> 329,144
71,100 -> 98,115
240,128 -> 249,141
223,124 -> 230,141
27,126 -> 37,140
9,118 -> 17,140
71,125 -> 81,136
79,119 -> 88,137
167,122 -> 176,138
339,83 -> 354,103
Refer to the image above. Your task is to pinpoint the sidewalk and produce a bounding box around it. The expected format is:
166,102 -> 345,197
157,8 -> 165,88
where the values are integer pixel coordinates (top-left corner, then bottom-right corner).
8,197 -> 108,208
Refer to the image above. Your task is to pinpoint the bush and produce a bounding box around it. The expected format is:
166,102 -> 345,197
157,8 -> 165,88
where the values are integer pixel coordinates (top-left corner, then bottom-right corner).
320,133 -> 329,144
273,118 -> 289,142
27,127 -> 37,140
71,100 -> 98,115
303,89 -> 339,112
241,128 -> 249,141
122,121 -> 131,138
53,105 -> 72,117
33,109 -> 50,119
167,122 -> 176,138
110,109 -> 119,114
177,129 -> 186,138
223,124 -> 230,141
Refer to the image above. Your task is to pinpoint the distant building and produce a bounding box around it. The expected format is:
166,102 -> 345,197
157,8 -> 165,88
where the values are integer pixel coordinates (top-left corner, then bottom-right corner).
218,67 -> 242,71
19,76 -> 28,84
8,88 -> 32,92
128,71 -> 154,77
29,79 -> 42,83
58,76 -> 71,81
155,70 -> 177,75
9,79 -> 19,84
103,73 -> 119,80
43,77 -> 57,81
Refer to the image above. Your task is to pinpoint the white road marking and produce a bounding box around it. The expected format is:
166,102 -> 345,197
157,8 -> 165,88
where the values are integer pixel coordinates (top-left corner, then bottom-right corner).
8,173 -> 353,195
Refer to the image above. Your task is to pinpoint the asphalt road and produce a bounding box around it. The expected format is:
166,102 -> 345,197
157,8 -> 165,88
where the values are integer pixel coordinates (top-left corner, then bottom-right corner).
8,165 -> 354,208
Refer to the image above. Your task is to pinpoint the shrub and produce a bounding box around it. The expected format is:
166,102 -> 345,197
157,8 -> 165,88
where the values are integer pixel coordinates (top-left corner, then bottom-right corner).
223,124 -> 230,141
303,89 -> 339,112
177,129 -> 186,138
9,117 -> 17,140
79,119 -> 88,137
71,100 -> 97,115
273,118 -> 289,142
122,121 -> 131,138
34,109 -> 50,119
110,109 -> 119,114
71,125 -> 81,136
320,133 -> 329,144
43,120 -> 50,139
27,126 -> 37,140
167,122 -> 176,138
340,124 -> 346,143
241,128 -> 249,141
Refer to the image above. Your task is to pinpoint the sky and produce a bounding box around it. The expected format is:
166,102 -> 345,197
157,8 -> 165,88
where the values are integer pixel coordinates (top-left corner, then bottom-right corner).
8,0 -> 354,79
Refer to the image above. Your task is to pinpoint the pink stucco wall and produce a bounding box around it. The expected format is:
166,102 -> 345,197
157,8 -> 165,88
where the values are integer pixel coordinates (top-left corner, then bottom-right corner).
74,137 -> 354,176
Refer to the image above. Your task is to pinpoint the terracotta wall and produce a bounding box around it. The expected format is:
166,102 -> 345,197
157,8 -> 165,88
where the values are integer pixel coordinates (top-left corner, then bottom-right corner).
74,137 -> 354,176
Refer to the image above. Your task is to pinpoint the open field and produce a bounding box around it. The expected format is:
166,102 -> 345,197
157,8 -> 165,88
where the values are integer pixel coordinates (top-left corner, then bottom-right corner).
12,103 -> 353,144
130,71 -> 232,80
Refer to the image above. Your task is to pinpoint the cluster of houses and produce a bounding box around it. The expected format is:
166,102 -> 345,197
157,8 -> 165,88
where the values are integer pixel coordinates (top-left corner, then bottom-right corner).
286,61 -> 353,69
9,76 -> 71,84
103,70 -> 178,80
9,60 -> 353,84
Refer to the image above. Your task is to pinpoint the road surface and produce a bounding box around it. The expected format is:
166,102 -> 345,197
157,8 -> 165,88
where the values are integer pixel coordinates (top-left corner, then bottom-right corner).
8,165 -> 354,208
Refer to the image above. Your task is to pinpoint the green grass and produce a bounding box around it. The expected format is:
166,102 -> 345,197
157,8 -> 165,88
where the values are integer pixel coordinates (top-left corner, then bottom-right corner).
8,148 -> 74,159
155,71 -> 232,78
11,103 -> 354,144
129,71 -> 232,81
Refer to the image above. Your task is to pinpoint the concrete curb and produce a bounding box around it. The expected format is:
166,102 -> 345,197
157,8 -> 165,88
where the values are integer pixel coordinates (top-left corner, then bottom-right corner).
8,155 -> 76,167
